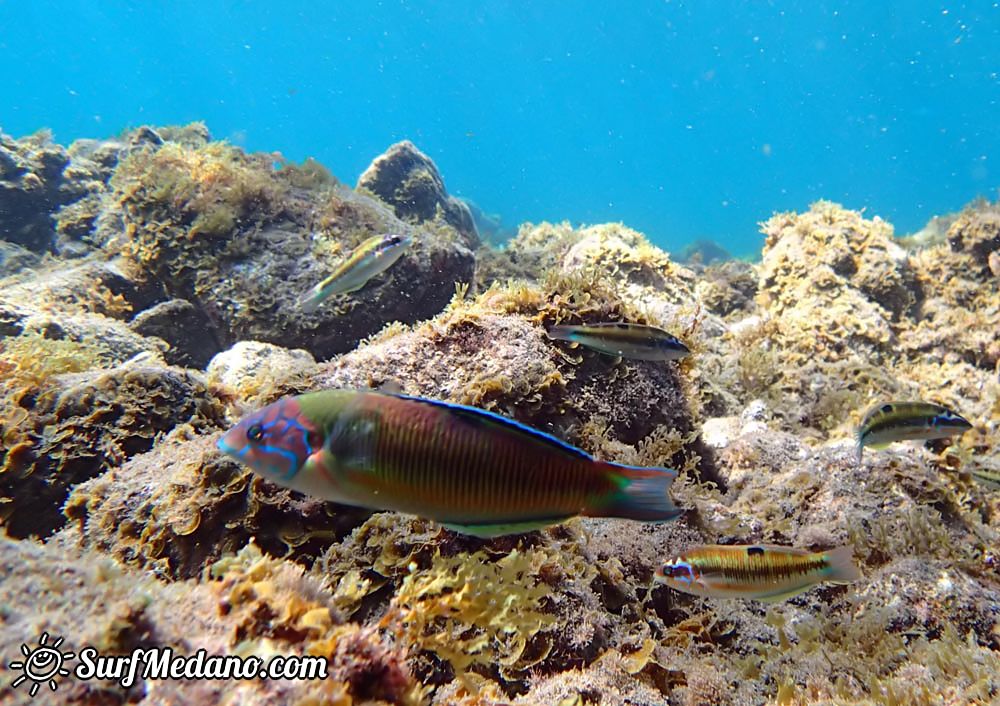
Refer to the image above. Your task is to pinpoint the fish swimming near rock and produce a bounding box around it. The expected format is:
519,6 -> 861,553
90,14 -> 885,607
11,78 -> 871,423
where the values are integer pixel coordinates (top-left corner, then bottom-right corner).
970,467 -> 1000,490
856,401 -> 972,464
546,322 -> 690,361
655,544 -> 861,602
217,389 -> 683,537
299,233 -> 411,312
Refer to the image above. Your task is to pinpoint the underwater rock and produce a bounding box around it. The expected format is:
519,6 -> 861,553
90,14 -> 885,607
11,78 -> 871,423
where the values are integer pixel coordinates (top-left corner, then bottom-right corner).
500,220 -> 585,279
462,196 -> 515,245
711,418 -> 996,555
0,535 -> 421,706
896,202 -> 977,251
945,200 -> 1000,270
504,222 -> 713,340
1,360 -> 226,538
759,200 -> 918,324
678,237 -> 732,266
109,133 -> 476,360
0,129 -> 127,256
694,260 -> 757,317
357,140 -> 478,246
65,431 -> 371,580
50,136 -> 129,255
0,130 -> 76,251
314,285 -> 697,449
0,241 -> 39,278
206,340 -> 318,405
899,200 -> 1000,408
130,298 -> 221,369
0,255 -> 164,325
700,203 -> 918,436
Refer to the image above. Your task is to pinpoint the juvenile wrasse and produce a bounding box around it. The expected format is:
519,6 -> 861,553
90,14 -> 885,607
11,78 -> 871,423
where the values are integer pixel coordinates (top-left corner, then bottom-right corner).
217,389 -> 683,537
970,467 -> 1000,490
546,322 -> 690,361
300,233 -> 411,312
655,544 -> 861,602
856,401 -> 971,464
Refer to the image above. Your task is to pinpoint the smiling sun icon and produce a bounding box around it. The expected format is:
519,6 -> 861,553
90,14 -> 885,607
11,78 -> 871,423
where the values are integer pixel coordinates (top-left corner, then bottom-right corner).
8,633 -> 75,697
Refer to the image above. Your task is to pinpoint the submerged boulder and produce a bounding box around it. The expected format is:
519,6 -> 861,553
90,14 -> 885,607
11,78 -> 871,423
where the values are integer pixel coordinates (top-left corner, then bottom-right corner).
110,134 -> 476,360
357,140 -> 478,246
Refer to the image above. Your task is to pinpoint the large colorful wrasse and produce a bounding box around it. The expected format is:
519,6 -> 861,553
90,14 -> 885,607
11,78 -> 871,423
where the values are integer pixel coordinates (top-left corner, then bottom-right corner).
299,233 -> 411,312
856,400 -> 971,464
546,322 -> 690,361
216,389 -> 683,537
655,544 -> 861,602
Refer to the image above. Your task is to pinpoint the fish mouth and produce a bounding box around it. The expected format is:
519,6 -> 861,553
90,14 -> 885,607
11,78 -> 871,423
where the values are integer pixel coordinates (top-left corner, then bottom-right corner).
953,416 -> 974,430
216,435 -> 239,458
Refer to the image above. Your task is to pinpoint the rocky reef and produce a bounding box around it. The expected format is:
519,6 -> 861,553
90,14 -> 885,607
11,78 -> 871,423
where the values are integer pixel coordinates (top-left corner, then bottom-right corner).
1,125 -> 998,706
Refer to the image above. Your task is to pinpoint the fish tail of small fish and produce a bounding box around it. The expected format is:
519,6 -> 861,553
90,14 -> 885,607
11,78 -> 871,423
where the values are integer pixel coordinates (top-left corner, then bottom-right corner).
823,545 -> 862,584
586,462 -> 682,522
546,325 -> 578,343
298,281 -> 329,312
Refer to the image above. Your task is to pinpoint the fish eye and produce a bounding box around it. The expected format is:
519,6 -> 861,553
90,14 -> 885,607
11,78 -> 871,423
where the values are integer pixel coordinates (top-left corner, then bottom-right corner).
880,404 -> 894,414
246,424 -> 265,443
660,562 -> 683,578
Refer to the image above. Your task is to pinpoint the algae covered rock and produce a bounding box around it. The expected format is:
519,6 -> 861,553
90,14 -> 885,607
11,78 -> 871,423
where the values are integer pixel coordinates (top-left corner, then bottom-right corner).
0,130 -> 77,252
0,129 -> 126,256
129,298 -> 220,368
358,139 -> 478,246
65,431 -> 371,580
694,260 -> 757,317
702,203 -> 918,436
905,199 -> 1000,373
110,131 -> 476,360
1,358 -> 226,538
0,535 -> 422,706
315,279 -> 699,452
207,339 -> 318,405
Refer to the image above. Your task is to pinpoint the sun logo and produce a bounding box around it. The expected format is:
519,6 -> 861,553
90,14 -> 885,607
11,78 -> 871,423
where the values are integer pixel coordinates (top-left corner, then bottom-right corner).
8,633 -> 75,697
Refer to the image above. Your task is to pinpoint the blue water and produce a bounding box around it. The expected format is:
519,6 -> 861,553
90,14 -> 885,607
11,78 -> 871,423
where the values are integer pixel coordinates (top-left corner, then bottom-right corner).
1,1 -> 997,256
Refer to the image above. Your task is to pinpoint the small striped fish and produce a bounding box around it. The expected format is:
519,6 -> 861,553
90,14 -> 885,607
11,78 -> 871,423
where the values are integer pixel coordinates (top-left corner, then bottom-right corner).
655,544 -> 861,602
300,233 -> 411,312
856,400 -> 971,464
546,322 -> 690,361
217,389 -> 683,537
970,467 -> 1000,490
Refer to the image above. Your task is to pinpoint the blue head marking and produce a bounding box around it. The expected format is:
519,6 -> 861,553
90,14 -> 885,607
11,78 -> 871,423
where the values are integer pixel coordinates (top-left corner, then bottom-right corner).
661,558 -> 697,585
217,398 -> 319,481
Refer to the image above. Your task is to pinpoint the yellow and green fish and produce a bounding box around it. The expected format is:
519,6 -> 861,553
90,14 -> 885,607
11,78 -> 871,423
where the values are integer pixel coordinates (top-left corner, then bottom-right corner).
970,467 -> 1000,489
217,389 -> 683,537
299,233 -> 411,312
655,544 -> 861,602
546,322 -> 690,361
856,400 -> 972,464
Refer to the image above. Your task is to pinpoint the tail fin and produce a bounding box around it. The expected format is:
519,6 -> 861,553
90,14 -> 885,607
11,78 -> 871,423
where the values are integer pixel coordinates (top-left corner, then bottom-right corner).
824,545 -> 862,584
546,325 -> 575,342
588,462 -> 683,522
298,286 -> 322,313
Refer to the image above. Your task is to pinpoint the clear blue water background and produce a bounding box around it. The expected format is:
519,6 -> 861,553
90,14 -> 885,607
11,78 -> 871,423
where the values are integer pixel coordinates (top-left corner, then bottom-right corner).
1,1 -> 997,256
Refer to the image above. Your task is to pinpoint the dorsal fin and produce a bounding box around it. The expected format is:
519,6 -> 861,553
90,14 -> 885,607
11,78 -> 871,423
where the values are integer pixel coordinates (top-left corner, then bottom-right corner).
383,392 -> 592,461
